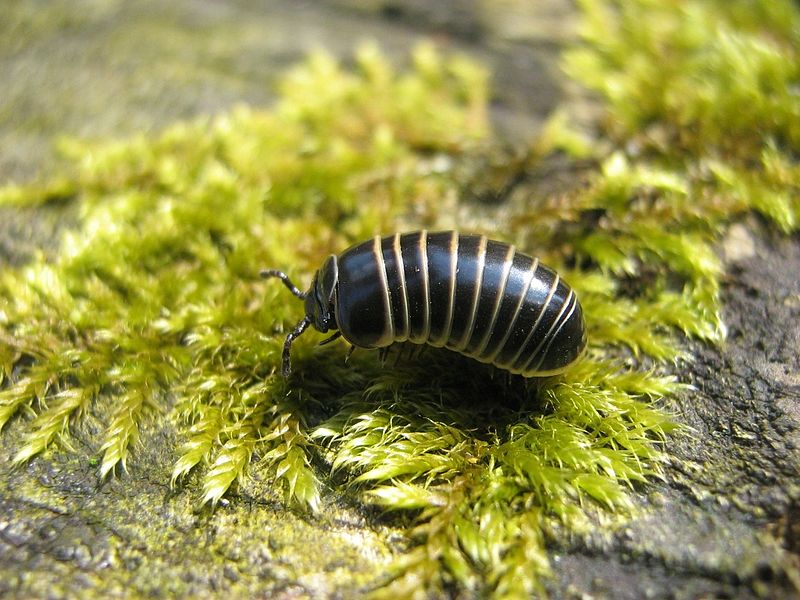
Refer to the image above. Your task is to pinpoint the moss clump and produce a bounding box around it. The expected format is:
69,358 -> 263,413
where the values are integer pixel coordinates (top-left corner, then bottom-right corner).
560,0 -> 800,233
0,41 -> 488,499
1,0 -> 798,593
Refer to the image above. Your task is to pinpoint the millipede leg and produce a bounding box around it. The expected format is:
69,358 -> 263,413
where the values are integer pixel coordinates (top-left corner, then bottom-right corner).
392,343 -> 405,366
282,317 -> 311,376
344,345 -> 357,365
378,346 -> 391,365
318,331 -> 342,346
260,269 -> 307,299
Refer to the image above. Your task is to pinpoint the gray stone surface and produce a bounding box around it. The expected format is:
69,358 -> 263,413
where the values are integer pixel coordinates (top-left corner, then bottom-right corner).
545,221 -> 800,599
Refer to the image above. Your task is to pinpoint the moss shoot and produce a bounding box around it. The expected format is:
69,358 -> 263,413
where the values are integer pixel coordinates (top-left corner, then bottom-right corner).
1,0 -> 799,596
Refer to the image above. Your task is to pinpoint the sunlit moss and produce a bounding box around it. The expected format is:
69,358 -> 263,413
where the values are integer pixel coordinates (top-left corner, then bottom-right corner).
560,0 -> 799,231
1,0 -> 798,594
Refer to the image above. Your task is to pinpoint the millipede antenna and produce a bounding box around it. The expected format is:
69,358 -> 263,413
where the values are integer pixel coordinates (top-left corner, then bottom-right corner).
260,269 -> 306,299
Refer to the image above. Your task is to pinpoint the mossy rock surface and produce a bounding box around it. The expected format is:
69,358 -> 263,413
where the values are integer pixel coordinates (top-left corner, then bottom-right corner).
547,222 -> 800,599
1,1 -> 799,599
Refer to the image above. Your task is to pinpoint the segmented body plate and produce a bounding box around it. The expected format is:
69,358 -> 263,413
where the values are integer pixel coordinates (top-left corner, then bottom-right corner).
334,231 -> 585,376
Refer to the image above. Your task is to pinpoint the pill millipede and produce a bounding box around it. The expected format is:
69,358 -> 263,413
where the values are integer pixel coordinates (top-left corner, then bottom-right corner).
262,231 -> 586,378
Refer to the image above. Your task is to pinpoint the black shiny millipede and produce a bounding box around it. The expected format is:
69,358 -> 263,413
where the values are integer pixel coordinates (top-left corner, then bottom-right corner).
261,230 -> 586,377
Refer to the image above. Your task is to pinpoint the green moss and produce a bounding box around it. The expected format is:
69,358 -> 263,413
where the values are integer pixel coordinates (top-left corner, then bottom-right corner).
1,0 -> 798,594
560,0 -> 799,231
0,451 -> 390,597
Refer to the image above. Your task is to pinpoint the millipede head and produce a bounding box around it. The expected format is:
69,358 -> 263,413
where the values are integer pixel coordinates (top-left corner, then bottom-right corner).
261,256 -> 341,376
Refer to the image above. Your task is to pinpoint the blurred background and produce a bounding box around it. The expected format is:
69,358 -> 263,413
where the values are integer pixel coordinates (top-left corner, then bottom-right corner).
0,0 -> 572,183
